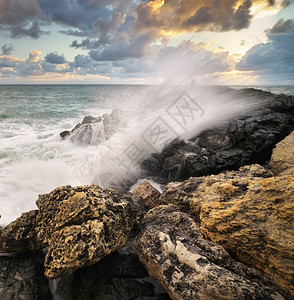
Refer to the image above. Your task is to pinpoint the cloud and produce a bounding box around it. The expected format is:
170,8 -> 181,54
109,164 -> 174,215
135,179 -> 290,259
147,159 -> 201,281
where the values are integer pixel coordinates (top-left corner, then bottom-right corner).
28,50 -> 42,62
237,19 -> 294,78
71,39 -> 104,49
0,0 -> 48,38
1,44 -> 14,56
134,0 -> 254,35
268,18 -> 294,34
89,31 -> 155,61
45,52 -> 66,64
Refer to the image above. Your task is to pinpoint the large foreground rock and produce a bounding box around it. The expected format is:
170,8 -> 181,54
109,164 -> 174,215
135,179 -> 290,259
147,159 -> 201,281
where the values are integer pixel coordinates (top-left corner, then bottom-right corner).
0,252 -> 51,300
133,205 -> 286,300
158,165 -> 294,297
0,185 -> 135,279
142,89 -> 294,182
270,130 -> 294,175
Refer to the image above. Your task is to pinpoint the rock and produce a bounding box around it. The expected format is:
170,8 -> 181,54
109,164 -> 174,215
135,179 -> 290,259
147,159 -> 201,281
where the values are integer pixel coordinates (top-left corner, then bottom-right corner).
270,131 -> 294,175
158,164 -> 273,213
194,174 -> 294,297
132,182 -> 161,209
0,210 -> 44,252
0,185 -> 135,279
0,252 -> 51,300
82,115 -> 102,124
60,109 -> 124,144
133,205 -> 286,300
56,251 -> 170,300
142,89 -> 294,182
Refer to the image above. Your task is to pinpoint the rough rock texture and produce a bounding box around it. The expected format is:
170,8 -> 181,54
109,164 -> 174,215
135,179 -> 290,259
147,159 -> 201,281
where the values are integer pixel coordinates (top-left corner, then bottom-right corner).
194,174 -> 294,297
56,251 -> 170,300
0,185 -> 135,279
0,252 -> 51,300
158,164 -> 273,213
0,210 -> 44,252
132,182 -> 161,209
60,109 -> 124,144
270,131 -> 294,175
142,89 -> 294,182
133,205 -> 286,300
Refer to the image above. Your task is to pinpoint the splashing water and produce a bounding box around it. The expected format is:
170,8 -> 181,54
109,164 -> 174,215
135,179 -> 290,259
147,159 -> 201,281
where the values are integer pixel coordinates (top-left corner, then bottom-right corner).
0,45 -> 265,226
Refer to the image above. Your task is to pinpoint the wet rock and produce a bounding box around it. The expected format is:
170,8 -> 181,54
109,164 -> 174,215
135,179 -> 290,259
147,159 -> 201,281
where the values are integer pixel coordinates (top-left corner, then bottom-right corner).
132,182 -> 161,209
0,185 -> 135,279
270,130 -> 294,175
133,205 -> 286,300
142,89 -> 294,182
60,109 -> 124,145
0,252 -> 51,300
194,174 -> 294,297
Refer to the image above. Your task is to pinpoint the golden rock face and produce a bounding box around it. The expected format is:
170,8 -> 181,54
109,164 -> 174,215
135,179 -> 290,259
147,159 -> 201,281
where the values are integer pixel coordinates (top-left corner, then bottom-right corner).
270,131 -> 294,176
159,165 -> 294,297
195,175 -> 294,296
0,184 -> 135,279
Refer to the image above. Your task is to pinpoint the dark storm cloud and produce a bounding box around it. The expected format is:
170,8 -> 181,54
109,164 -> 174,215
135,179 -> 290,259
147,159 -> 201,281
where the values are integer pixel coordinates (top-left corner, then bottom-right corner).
134,0 -> 254,34
89,31 -> 155,61
237,19 -> 294,76
45,52 -> 66,64
0,0 -> 49,38
1,44 -> 14,56
269,18 -> 294,34
71,39 -> 104,49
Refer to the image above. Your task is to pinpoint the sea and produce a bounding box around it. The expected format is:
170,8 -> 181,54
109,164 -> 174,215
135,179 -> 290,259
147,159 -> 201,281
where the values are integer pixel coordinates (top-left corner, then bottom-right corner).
0,84 -> 293,226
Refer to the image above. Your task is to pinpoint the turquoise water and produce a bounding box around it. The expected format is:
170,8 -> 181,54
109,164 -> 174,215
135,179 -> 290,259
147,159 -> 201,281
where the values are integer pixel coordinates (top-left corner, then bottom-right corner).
0,84 -> 293,226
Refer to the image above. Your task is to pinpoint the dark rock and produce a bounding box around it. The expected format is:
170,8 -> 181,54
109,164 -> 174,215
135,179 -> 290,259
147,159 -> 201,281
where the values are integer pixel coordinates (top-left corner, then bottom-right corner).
142,89 -> 294,182
60,131 -> 70,139
56,251 -> 170,300
133,205 -> 287,300
0,252 -> 51,300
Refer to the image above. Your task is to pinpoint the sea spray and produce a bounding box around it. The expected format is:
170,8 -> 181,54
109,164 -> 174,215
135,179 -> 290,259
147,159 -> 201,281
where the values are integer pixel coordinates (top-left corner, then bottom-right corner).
0,45 -> 265,226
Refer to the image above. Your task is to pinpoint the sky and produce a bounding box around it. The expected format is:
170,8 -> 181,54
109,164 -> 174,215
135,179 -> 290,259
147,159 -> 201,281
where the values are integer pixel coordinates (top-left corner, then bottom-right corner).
0,0 -> 294,84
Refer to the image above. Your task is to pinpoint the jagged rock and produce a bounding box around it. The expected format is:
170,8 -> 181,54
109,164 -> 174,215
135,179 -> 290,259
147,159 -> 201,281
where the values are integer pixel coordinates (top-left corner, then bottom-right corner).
60,109 -> 124,145
0,185 -> 135,279
82,115 -> 102,124
133,205 -> 286,300
56,251 -> 170,300
194,174 -> 294,297
0,252 -> 51,300
270,131 -> 294,175
142,89 -> 294,182
132,182 -> 161,209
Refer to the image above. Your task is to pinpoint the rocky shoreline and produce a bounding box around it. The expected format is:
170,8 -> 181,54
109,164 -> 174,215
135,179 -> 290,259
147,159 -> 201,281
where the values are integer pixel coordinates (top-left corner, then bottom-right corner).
0,88 -> 293,300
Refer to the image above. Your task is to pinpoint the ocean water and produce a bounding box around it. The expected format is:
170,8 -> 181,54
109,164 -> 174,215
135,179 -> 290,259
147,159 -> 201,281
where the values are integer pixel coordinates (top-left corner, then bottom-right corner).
0,84 -> 293,226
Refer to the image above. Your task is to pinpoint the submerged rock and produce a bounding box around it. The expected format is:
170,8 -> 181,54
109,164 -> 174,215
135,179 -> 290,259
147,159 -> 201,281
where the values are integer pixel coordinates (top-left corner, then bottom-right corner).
0,185 -> 135,279
270,130 -> 294,175
142,89 -> 294,182
0,252 -> 51,300
133,205 -> 286,300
